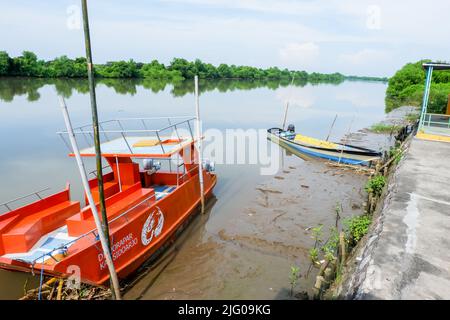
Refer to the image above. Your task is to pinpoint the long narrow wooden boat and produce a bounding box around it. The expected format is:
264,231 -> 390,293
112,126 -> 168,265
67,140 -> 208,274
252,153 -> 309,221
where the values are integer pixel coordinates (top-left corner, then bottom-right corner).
268,127 -> 381,166
0,117 -> 216,285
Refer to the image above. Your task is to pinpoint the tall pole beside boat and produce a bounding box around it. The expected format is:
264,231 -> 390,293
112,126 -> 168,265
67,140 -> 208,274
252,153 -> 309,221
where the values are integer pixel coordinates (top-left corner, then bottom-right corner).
281,102 -> 289,131
80,0 -> 120,299
59,98 -> 121,300
194,76 -> 205,214
281,75 -> 295,130
325,114 -> 338,142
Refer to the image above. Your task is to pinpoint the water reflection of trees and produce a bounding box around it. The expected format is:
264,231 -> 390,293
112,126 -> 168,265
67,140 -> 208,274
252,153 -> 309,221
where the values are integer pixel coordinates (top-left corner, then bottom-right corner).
0,77 -> 344,102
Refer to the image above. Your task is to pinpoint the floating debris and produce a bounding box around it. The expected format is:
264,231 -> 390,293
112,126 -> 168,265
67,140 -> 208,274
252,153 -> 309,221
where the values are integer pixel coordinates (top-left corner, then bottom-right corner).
20,277 -> 111,300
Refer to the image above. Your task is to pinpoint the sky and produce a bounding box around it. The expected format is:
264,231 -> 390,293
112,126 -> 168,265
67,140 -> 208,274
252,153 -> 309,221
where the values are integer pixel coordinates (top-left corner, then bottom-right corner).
0,0 -> 449,77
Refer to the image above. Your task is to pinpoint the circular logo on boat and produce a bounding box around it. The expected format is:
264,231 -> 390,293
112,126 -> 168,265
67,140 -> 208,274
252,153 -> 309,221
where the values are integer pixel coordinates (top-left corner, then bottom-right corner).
141,206 -> 165,246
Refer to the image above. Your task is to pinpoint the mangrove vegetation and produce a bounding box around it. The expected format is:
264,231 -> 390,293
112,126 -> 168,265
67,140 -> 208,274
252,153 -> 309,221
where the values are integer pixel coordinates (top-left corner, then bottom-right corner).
0,51 -> 387,83
386,60 -> 450,113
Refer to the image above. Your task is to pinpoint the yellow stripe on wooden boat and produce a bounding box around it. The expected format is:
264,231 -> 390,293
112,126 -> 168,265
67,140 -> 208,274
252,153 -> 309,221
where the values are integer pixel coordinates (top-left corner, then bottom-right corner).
132,139 -> 161,147
294,134 -> 339,149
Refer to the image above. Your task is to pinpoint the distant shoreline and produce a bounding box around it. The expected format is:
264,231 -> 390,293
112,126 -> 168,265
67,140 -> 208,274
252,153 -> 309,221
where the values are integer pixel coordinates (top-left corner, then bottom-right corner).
0,51 -> 389,82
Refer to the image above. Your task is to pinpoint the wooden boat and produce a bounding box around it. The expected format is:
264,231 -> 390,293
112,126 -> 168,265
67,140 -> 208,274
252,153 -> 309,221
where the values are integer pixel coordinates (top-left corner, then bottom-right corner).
268,127 -> 381,166
0,117 -> 217,285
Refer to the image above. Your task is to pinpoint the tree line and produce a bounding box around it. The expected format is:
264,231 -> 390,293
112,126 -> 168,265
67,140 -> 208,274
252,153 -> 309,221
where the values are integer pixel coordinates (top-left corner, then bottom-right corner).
0,51 -> 386,82
386,60 -> 450,113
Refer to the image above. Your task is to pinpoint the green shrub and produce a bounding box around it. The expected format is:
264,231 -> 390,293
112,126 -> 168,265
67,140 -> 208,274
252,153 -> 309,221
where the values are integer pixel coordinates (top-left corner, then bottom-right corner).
369,123 -> 401,134
289,266 -> 301,296
344,215 -> 372,244
385,60 -> 450,113
365,175 -> 386,197
405,112 -> 420,122
389,147 -> 403,164
309,248 -> 319,264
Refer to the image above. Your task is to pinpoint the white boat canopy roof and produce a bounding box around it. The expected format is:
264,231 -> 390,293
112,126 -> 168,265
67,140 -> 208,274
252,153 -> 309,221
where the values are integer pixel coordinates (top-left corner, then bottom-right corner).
57,116 -> 197,158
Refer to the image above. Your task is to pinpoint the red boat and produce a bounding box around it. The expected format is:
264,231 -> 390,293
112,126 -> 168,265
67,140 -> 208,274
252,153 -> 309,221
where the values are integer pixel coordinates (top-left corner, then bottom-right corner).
0,117 -> 217,285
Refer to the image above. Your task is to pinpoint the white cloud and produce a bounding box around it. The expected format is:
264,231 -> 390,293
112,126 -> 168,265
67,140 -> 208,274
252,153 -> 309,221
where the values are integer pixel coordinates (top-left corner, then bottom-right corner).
339,49 -> 388,66
279,42 -> 320,69
162,0 -> 327,16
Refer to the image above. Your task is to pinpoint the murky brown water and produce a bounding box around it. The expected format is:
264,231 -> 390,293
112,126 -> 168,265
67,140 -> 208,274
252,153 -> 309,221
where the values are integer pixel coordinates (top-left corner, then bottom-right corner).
124,155 -> 368,300
124,108 -> 415,300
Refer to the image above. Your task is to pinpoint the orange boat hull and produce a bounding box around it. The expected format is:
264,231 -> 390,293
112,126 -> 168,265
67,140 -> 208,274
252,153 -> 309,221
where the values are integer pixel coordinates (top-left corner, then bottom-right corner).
0,170 -> 216,285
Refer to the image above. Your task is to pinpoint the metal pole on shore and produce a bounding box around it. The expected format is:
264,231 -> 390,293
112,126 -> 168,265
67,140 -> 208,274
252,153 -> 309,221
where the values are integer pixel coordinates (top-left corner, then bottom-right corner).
59,97 -> 121,300
194,76 -> 205,214
419,66 -> 433,130
80,0 -> 120,299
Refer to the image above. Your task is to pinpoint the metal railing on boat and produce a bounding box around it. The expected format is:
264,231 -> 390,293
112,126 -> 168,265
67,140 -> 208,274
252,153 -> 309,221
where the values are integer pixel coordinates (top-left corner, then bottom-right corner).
0,187 -> 51,213
57,116 -> 196,156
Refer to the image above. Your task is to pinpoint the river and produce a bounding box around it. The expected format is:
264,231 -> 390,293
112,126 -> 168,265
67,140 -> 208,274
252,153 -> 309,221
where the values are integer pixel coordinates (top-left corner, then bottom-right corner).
0,77 -> 389,299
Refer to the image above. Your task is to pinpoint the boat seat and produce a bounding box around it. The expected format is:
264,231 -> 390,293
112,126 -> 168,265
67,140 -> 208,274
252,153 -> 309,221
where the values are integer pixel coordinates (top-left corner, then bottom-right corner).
86,180 -> 120,204
66,183 -> 155,237
1,201 -> 80,254
153,185 -> 177,200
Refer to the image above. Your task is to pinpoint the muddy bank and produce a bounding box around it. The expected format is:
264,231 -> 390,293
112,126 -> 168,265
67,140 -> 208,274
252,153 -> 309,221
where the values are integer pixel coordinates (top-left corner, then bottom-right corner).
124,156 -> 368,300
342,106 -> 417,151
327,106 -> 419,299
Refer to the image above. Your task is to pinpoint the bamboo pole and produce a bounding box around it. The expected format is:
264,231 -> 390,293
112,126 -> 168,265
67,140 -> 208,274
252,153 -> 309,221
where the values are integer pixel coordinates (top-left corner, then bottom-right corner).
80,0 -> 110,241
325,114 -> 338,141
338,115 -> 355,164
339,232 -> 346,265
59,97 -> 121,300
194,76 -> 205,213
56,278 -> 64,300
80,0 -> 119,299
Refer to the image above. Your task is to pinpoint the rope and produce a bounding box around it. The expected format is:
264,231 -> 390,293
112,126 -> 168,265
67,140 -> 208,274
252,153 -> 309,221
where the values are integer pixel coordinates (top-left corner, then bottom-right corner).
37,256 -> 45,300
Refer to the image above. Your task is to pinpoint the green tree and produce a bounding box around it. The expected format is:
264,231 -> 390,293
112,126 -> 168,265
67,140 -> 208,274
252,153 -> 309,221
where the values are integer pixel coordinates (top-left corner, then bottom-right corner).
0,51 -> 10,75
96,60 -> 139,78
217,64 -> 232,78
11,51 -> 42,76
44,56 -> 87,78
169,58 -> 197,79
386,60 -> 450,112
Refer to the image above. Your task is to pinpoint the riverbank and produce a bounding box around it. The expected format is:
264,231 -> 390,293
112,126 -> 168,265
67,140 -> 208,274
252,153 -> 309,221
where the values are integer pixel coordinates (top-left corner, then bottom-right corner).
333,132 -> 450,299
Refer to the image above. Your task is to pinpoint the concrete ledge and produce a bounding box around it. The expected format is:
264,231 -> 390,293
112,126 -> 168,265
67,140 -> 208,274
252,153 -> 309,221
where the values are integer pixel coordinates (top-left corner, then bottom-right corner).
348,137 -> 450,300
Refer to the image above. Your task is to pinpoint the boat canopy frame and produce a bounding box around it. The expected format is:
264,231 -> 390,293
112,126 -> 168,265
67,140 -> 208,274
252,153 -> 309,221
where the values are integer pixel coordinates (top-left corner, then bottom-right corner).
57,116 -> 197,158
